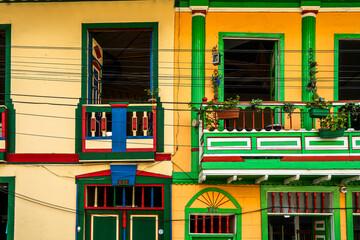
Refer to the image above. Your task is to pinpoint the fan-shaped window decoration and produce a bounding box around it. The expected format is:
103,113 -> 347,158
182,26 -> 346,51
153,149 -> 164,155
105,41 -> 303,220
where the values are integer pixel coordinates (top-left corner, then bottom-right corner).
195,191 -> 233,210
185,188 -> 241,240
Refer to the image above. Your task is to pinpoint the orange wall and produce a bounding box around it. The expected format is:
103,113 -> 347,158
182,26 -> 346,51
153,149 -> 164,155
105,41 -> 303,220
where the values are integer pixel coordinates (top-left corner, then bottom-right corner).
173,12 -> 302,172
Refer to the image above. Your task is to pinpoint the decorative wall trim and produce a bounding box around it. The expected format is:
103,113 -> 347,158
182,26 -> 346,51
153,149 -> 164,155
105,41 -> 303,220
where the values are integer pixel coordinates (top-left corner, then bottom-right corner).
305,137 -> 349,150
207,137 -> 251,151
257,137 -> 301,150
7,153 -> 79,163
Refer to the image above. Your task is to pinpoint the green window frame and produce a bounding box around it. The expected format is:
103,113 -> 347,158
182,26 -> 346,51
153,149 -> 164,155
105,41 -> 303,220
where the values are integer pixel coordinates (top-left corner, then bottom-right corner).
261,185 -> 341,240
80,22 -> 159,104
0,177 -> 15,240
334,34 -> 360,101
185,187 -> 242,240
218,32 -> 285,102
345,186 -> 360,240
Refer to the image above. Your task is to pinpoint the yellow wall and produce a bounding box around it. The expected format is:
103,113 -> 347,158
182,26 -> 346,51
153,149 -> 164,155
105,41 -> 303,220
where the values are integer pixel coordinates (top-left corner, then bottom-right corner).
172,185 -> 261,240
0,0 -> 174,153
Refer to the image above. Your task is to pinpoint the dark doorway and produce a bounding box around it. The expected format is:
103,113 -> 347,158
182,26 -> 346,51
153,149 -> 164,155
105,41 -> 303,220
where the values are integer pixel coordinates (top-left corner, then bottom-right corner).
224,39 -> 278,101
339,40 -> 360,100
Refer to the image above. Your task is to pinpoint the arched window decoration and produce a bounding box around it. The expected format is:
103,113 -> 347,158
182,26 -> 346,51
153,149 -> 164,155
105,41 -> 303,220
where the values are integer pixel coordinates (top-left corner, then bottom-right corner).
185,188 -> 241,240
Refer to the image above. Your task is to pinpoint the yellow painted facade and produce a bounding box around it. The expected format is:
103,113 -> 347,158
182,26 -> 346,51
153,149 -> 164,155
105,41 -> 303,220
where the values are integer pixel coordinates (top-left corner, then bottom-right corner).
172,185 -> 261,240
0,0 -> 175,153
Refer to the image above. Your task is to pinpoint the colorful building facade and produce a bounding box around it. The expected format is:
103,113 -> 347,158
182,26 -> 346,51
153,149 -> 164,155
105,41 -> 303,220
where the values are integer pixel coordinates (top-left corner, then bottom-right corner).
172,1 -> 360,240
0,0 -> 175,239
0,0 -> 360,240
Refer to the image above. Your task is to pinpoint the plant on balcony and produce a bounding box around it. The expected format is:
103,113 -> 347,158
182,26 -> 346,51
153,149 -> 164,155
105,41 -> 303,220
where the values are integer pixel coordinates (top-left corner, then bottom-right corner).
345,101 -> 360,121
211,70 -> 221,101
189,96 -> 240,131
306,48 -> 318,94
144,88 -> 158,103
306,93 -> 332,118
283,102 -> 296,118
319,109 -> 347,138
250,98 -> 263,112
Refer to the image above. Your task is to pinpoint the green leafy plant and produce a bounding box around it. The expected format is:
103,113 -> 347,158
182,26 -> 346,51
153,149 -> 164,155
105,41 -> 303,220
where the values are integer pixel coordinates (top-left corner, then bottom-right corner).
189,96 -> 240,131
144,88 -> 158,97
306,93 -> 332,109
250,98 -> 263,112
283,102 -> 296,118
320,109 -> 347,131
211,70 -> 221,100
306,48 -> 318,94
345,101 -> 360,121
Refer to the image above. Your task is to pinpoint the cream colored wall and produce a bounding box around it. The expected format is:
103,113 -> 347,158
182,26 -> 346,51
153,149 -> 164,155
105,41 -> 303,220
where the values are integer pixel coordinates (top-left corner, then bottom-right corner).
0,161 -> 171,240
172,185 -> 261,240
0,0 -> 174,153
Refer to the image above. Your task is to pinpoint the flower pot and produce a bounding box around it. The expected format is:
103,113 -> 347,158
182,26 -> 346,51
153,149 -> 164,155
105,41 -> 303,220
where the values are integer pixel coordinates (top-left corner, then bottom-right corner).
309,108 -> 329,118
216,108 -> 239,120
318,128 -> 345,138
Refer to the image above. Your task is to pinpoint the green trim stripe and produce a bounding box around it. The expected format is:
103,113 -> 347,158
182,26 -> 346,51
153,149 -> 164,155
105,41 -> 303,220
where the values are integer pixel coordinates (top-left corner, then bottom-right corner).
309,140 -> 344,146
211,141 -> 248,147
260,141 -> 298,146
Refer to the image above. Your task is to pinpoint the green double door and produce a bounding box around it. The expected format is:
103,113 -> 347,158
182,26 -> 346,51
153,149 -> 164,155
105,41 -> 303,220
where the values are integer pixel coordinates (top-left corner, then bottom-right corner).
85,210 -> 161,240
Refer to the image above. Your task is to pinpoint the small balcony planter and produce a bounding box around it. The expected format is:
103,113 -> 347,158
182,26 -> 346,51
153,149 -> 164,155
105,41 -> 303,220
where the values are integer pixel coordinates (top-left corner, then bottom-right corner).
309,108 -> 329,118
216,108 -> 239,120
319,128 -> 345,138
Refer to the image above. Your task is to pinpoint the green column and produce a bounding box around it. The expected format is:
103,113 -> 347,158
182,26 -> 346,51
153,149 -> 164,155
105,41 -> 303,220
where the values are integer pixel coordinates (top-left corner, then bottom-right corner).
301,11 -> 317,130
191,11 -> 205,173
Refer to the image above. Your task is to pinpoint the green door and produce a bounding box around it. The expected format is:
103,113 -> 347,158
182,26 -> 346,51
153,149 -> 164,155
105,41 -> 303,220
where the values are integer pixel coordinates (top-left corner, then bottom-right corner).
91,214 -> 119,240
313,217 -> 329,240
131,215 -> 157,240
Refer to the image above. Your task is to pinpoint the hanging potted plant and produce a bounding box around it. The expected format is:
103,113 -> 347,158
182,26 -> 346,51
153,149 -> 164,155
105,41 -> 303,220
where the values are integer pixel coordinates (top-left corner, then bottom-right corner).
189,96 -> 240,131
211,70 -> 221,101
216,96 -> 240,120
306,93 -> 332,118
319,110 -> 347,138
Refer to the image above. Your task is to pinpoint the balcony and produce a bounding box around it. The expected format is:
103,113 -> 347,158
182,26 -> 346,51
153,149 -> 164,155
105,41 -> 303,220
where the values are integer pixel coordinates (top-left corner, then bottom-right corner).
199,101 -> 360,162
81,103 -> 160,160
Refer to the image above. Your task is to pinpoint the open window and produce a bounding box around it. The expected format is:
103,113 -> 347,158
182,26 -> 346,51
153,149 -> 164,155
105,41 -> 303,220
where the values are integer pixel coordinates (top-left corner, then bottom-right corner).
223,38 -> 279,101
88,28 -> 154,104
338,39 -> 360,101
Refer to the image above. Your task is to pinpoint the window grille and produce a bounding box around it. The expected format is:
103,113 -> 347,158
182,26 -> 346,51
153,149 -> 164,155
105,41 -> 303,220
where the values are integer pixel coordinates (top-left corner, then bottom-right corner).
189,214 -> 236,234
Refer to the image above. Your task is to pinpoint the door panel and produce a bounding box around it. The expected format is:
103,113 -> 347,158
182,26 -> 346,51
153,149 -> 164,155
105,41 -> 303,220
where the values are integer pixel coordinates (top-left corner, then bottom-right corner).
131,215 -> 158,240
313,217 -> 329,240
91,215 -> 118,240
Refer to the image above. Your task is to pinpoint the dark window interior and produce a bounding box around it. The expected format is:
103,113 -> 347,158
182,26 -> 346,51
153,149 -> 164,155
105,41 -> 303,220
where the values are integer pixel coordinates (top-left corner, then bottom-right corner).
90,30 -> 152,103
339,40 -> 360,100
0,183 -> 8,240
354,216 -> 360,240
224,39 -> 277,101
0,31 -> 5,105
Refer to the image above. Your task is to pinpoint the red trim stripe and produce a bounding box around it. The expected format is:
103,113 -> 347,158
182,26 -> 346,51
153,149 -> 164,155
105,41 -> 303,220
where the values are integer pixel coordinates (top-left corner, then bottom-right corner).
7,153 -> 79,163
282,156 -> 360,161
202,156 -> 244,162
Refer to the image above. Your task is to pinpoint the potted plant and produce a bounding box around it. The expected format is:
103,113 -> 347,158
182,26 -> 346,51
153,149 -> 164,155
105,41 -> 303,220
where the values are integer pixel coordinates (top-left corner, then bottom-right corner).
144,88 -> 158,103
250,98 -> 263,112
319,110 -> 347,138
216,96 -> 240,119
189,96 -> 240,131
345,101 -> 360,121
306,93 -> 332,118
283,102 -> 296,118
211,70 -> 221,101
